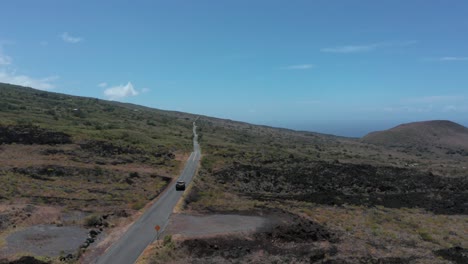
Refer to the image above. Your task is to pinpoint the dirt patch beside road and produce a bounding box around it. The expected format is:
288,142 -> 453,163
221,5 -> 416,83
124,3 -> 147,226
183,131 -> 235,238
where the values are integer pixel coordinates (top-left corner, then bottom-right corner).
139,211 -> 337,264
164,213 -> 274,238
0,225 -> 88,257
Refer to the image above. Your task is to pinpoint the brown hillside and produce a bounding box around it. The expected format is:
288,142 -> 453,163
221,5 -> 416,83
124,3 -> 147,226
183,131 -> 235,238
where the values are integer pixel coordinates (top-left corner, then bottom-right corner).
362,120 -> 468,150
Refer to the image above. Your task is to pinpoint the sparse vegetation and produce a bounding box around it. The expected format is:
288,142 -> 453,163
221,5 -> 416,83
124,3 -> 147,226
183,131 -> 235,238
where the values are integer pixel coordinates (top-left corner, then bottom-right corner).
152,115 -> 468,263
1,83 -> 467,263
0,83 -> 196,262
84,214 -> 101,227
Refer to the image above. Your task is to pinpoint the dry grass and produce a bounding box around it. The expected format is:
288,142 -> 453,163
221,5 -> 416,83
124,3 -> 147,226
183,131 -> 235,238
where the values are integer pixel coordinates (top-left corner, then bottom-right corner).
289,201 -> 467,260
136,235 -> 181,264
182,170 -> 262,213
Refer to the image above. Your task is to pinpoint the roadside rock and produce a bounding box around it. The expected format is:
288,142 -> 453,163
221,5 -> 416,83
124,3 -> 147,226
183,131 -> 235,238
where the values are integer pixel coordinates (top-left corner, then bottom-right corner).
0,125 -> 71,145
258,214 -> 336,243
435,246 -> 468,264
59,254 -> 75,261
0,256 -> 50,264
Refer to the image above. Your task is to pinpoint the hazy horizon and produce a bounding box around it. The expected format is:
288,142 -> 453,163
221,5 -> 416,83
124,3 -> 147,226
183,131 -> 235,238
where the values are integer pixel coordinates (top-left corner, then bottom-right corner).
1,1 -> 467,137
183,110 -> 468,137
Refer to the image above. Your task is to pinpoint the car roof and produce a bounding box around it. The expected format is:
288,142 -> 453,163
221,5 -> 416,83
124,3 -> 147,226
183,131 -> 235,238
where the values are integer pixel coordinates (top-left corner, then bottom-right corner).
177,180 -> 185,183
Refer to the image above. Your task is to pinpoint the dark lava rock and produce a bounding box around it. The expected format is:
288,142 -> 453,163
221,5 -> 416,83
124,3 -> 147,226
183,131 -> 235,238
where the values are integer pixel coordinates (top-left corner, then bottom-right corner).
435,246 -> 468,264
323,256 -> 416,264
181,235 -> 336,263
80,242 -> 89,249
59,254 -> 74,261
0,214 -> 11,230
124,177 -> 134,185
14,165 -> 87,178
1,256 -> 50,264
179,212 -> 337,262
0,125 -> 71,145
79,140 -> 143,157
216,161 -> 468,214
115,210 -> 129,217
309,250 -> 326,263
89,230 -> 99,237
258,215 -> 336,243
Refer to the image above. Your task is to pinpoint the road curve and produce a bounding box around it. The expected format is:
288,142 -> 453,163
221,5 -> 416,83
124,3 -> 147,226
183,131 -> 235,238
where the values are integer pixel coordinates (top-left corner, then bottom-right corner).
94,121 -> 201,264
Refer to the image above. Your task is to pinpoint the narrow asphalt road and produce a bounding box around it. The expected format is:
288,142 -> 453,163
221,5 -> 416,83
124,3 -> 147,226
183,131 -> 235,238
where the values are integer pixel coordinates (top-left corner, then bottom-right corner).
94,121 -> 201,264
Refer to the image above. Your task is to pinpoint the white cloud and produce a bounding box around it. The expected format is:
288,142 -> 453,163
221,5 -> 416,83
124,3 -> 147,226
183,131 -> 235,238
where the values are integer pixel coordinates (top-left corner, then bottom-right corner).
0,45 -> 56,90
402,95 -> 464,104
383,95 -> 468,113
439,57 -> 468,61
0,45 -> 13,66
98,82 -> 108,88
0,51 -> 12,65
104,82 -> 139,100
284,64 -> 315,70
321,44 -> 379,53
61,32 -> 83,43
0,70 -> 57,90
296,99 -> 322,105
442,105 -> 468,112
321,41 -> 416,53
443,105 -> 457,112
383,106 -> 433,113
141,87 -> 150,93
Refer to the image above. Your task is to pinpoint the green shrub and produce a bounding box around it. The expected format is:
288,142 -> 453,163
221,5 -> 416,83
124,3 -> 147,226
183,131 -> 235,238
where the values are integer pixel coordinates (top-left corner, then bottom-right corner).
418,229 -> 435,242
84,214 -> 101,227
163,235 -> 175,249
131,200 -> 145,210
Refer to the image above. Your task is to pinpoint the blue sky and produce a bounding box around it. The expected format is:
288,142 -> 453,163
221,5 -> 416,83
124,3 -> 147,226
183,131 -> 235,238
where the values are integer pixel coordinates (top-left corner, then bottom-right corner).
1,0 -> 468,136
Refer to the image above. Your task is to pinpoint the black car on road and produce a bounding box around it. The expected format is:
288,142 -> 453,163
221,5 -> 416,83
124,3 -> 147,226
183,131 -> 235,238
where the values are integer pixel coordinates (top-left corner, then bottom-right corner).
175,180 -> 186,191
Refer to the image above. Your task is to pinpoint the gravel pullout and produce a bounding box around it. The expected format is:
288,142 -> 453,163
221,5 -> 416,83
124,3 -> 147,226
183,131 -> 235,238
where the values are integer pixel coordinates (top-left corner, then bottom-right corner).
1,225 -> 88,257
164,214 -> 274,237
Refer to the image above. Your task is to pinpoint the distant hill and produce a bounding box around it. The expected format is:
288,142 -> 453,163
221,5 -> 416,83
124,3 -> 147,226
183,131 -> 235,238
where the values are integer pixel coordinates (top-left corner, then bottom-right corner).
362,120 -> 468,151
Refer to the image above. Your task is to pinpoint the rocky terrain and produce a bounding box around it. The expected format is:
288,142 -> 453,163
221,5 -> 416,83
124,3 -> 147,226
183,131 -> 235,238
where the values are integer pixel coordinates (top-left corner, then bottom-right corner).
175,215 -> 336,264
1,83 -> 467,263
0,125 -> 72,145
213,160 -> 468,214
140,210 -> 339,264
140,118 -> 467,264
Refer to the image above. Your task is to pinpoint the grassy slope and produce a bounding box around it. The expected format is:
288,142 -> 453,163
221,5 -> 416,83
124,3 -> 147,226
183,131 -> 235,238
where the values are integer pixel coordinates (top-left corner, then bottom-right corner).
0,83 -> 197,233
0,83 -> 195,151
